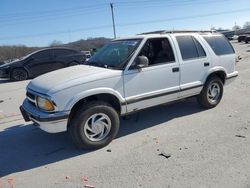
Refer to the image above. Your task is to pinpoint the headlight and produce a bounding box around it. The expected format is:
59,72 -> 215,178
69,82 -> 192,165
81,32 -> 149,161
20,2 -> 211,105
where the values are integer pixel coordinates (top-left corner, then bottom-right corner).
37,97 -> 55,111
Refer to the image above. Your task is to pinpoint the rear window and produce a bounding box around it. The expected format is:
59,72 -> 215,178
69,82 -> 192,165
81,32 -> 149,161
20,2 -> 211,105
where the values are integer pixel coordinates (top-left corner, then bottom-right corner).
203,35 -> 234,55
53,49 -> 77,56
176,35 -> 206,60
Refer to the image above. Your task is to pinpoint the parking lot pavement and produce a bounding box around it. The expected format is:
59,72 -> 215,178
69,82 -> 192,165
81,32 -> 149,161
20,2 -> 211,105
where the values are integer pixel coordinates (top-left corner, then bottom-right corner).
0,42 -> 250,188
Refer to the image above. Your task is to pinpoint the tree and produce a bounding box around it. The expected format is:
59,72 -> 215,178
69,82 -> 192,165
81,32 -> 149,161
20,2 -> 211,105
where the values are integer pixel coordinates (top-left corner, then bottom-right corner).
243,21 -> 250,29
50,40 -> 63,47
232,25 -> 241,30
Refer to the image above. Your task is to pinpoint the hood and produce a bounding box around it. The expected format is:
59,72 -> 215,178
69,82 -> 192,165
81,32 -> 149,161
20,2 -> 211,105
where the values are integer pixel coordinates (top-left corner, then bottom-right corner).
0,59 -> 21,68
28,65 -> 122,94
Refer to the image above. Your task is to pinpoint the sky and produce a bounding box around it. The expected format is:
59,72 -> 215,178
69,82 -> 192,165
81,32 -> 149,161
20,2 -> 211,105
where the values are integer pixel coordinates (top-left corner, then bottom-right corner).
0,0 -> 250,47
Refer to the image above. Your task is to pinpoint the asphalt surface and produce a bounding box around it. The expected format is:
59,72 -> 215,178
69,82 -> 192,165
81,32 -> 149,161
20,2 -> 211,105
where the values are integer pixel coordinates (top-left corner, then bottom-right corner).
0,41 -> 250,188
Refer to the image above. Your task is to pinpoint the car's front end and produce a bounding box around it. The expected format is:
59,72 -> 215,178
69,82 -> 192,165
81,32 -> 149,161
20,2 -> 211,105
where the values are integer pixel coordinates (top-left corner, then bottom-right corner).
0,64 -> 11,78
20,88 -> 69,133
19,63 -> 125,134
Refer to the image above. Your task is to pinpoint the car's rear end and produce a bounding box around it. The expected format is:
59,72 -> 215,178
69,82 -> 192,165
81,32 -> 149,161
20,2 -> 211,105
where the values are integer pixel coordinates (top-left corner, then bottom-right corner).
201,33 -> 238,84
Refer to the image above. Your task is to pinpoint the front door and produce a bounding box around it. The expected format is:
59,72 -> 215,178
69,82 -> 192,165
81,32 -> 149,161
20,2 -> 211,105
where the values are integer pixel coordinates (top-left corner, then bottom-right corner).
123,37 -> 180,113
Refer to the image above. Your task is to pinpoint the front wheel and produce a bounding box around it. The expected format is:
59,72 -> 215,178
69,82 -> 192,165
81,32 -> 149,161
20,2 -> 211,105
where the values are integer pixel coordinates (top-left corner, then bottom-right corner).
69,102 -> 120,149
10,68 -> 28,81
197,76 -> 224,108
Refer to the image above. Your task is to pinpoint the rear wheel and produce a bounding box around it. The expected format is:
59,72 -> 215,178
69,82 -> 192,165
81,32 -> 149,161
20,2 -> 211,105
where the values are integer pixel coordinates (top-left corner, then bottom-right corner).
197,76 -> 223,108
10,68 -> 28,81
69,101 -> 120,149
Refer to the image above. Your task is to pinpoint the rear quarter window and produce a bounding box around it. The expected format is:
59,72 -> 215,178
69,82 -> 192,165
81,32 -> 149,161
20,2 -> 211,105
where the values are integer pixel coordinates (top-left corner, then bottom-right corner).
203,35 -> 234,55
176,35 -> 206,60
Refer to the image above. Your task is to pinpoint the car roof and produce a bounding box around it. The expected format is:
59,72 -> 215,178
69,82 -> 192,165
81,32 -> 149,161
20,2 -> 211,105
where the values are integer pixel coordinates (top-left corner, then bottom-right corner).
114,30 -> 221,41
36,47 -> 79,52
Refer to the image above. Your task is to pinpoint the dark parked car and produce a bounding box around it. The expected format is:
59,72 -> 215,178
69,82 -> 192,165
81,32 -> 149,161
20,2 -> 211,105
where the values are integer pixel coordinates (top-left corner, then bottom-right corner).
0,48 -> 85,81
238,33 -> 250,42
245,36 -> 250,43
238,35 -> 247,42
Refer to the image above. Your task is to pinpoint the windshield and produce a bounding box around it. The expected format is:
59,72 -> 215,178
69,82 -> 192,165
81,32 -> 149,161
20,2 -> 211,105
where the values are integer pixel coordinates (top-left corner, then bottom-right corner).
19,54 -> 31,60
87,39 -> 141,69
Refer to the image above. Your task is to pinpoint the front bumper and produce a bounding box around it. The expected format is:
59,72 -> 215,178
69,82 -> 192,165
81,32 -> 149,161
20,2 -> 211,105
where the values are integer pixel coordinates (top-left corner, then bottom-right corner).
0,69 -> 9,78
20,99 -> 69,133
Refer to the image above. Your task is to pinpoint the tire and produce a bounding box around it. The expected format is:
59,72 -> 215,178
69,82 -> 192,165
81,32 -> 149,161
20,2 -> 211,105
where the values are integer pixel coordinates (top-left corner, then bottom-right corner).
68,101 -> 120,149
10,68 -> 28,81
197,76 -> 224,108
69,61 -> 79,66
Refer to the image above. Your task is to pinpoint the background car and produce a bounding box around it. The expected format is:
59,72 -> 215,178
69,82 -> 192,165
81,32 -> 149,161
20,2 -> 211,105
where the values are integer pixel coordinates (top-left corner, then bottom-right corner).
245,35 -> 250,43
238,33 -> 250,42
0,47 -> 86,81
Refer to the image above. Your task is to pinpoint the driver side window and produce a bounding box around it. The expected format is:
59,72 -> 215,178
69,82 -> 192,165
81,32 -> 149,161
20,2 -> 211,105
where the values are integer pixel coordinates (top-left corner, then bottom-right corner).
138,38 -> 175,67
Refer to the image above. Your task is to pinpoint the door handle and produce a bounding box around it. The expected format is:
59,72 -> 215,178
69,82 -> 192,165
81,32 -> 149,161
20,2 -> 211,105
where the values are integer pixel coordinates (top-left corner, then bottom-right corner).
204,62 -> 210,67
172,67 -> 179,72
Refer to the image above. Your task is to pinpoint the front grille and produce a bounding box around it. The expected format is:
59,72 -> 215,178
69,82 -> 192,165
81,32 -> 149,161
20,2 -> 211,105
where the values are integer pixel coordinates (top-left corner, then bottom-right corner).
26,92 -> 35,100
26,91 -> 36,107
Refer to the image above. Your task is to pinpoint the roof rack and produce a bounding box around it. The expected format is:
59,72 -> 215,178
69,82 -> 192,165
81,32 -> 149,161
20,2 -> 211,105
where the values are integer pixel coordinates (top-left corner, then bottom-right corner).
138,30 -> 217,35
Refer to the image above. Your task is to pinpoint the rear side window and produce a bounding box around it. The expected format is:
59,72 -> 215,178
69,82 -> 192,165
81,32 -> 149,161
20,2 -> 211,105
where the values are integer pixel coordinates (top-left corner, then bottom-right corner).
53,49 -> 76,57
203,35 -> 234,55
193,38 -> 206,57
33,50 -> 50,59
176,36 -> 206,60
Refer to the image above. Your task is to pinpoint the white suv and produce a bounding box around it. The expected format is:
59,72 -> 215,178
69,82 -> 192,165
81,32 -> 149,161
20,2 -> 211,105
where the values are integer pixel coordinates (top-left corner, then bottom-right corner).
20,30 -> 238,149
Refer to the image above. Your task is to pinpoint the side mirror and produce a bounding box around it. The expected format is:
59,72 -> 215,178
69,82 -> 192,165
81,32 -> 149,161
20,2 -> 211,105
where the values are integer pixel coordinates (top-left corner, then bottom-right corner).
134,55 -> 149,70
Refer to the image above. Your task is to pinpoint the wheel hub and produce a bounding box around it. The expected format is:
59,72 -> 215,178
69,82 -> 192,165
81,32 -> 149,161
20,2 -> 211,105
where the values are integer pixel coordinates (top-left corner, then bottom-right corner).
92,123 -> 104,134
84,113 -> 111,142
207,82 -> 221,103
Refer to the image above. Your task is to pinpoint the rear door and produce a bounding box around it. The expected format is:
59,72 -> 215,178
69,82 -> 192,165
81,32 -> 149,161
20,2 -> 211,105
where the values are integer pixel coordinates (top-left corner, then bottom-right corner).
53,49 -> 72,67
25,50 -> 55,77
173,34 -> 211,98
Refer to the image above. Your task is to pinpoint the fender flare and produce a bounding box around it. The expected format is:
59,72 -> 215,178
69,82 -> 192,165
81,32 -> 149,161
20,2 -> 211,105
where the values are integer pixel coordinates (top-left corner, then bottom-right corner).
64,87 -> 126,111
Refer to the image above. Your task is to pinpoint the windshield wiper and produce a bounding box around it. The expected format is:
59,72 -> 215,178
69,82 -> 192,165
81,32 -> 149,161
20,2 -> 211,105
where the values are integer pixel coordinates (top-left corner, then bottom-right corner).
85,61 -> 119,70
85,61 -> 103,67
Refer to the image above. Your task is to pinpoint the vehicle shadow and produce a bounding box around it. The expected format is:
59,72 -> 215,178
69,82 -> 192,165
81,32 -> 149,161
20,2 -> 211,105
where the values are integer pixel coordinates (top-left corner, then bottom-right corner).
0,79 -> 11,84
118,97 -> 204,138
0,98 -> 204,177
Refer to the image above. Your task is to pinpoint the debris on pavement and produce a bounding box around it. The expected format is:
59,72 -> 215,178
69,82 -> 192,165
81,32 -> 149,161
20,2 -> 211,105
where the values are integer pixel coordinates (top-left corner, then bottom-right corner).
81,176 -> 88,182
65,176 -> 70,180
84,184 -> 95,188
158,152 -> 171,159
0,100 -> 3,103
235,135 -> 246,138
7,178 -> 14,188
